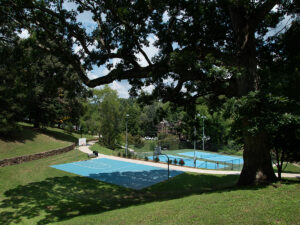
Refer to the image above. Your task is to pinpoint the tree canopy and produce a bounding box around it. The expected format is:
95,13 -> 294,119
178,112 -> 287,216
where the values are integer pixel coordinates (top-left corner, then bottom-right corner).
3,0 -> 299,185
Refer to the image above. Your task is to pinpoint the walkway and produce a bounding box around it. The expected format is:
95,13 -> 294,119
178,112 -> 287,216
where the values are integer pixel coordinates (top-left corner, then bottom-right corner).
77,141 -> 300,178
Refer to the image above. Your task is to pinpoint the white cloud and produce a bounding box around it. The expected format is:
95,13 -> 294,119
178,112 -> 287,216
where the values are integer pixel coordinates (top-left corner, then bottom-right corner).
135,34 -> 159,67
141,84 -> 155,94
265,15 -> 293,38
163,76 -> 176,86
162,11 -> 170,23
87,71 -> 99,80
17,29 -> 30,39
109,81 -> 131,98
94,79 -> 131,99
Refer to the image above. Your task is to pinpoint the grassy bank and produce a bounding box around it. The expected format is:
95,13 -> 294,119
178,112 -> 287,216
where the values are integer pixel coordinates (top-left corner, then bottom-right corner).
0,123 -> 94,160
90,142 -> 123,156
0,148 -> 299,225
274,163 -> 300,174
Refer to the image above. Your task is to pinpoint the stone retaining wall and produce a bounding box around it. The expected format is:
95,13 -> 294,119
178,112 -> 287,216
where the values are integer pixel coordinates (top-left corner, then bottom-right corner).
0,143 -> 75,167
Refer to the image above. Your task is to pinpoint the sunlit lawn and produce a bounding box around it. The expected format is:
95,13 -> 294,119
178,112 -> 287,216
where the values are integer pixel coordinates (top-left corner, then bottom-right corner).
274,163 -> 300,174
0,149 -> 299,225
0,123 -> 94,160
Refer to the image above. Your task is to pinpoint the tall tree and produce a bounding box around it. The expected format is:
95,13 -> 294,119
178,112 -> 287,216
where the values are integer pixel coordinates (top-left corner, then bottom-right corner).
92,86 -> 122,149
8,0 -> 299,185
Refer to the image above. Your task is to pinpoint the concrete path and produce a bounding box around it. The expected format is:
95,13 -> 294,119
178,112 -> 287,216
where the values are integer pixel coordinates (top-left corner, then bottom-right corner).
77,141 -> 300,178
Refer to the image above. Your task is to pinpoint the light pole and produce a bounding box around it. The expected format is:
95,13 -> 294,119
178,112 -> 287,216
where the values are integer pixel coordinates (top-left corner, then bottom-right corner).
201,115 -> 206,151
125,114 -> 129,156
194,113 -> 200,167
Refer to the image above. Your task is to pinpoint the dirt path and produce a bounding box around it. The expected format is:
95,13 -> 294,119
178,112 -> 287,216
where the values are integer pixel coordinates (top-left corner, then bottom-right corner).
77,141 -> 300,178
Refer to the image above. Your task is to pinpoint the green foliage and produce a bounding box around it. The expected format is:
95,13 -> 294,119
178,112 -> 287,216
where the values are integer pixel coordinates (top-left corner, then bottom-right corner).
154,157 -> 160,162
0,44 -> 26,135
174,159 -> 178,165
139,102 -> 164,137
0,37 -> 89,134
132,135 -> 145,148
83,86 -> 122,149
144,156 -> 148,161
158,134 -> 180,150
3,0 -> 299,184
179,159 -> 185,166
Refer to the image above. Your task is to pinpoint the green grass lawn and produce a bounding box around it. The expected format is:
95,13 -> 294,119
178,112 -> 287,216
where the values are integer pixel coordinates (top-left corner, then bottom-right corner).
90,142 -> 124,156
274,163 -> 300,174
0,123 -> 95,160
0,148 -> 299,224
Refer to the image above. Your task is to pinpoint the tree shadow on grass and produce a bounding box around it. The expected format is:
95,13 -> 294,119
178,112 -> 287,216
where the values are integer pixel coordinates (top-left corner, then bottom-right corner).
0,126 -> 37,143
40,128 -> 78,144
1,172 -> 294,225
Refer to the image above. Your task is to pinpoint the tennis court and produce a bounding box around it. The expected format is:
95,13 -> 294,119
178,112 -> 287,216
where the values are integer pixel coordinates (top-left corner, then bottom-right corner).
178,151 -> 243,164
51,158 -> 183,190
148,155 -> 227,169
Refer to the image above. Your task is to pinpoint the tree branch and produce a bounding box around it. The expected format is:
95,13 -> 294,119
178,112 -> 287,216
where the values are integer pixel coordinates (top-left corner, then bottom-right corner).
253,0 -> 280,28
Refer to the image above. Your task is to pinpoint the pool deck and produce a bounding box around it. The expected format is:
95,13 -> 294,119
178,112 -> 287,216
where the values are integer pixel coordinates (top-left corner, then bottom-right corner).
77,141 -> 300,178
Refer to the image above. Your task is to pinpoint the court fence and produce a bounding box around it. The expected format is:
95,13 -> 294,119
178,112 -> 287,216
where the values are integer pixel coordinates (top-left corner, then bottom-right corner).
136,151 -> 243,171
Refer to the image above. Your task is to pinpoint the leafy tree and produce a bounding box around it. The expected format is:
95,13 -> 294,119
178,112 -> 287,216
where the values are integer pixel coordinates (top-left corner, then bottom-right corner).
0,43 -> 26,135
20,39 -> 89,128
262,21 -> 300,179
119,98 -> 142,137
80,100 -> 101,135
91,86 -> 122,149
8,0 -> 299,185
140,101 -> 164,137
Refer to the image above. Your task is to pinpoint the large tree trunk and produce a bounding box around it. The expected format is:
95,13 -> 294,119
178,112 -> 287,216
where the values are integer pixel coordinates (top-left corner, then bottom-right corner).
238,132 -> 277,185
229,5 -> 277,185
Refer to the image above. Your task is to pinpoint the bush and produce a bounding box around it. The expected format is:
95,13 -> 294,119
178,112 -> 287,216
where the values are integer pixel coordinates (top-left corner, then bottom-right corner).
168,159 -> 173,164
149,141 -> 156,151
127,153 -> 132,158
117,152 -> 121,157
174,159 -> 178,165
64,122 -> 74,134
158,134 -> 180,150
144,156 -> 148,161
133,135 -> 145,148
179,159 -> 185,166
122,152 -> 126,157
154,156 -> 160,162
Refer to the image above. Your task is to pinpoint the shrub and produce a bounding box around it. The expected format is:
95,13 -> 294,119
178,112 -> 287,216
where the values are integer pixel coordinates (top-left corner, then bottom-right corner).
133,135 -> 145,148
168,159 -> 173,164
154,156 -> 160,162
179,159 -> 185,166
127,153 -> 132,158
174,159 -> 178,165
144,156 -> 149,161
122,152 -> 126,157
117,152 -> 121,157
